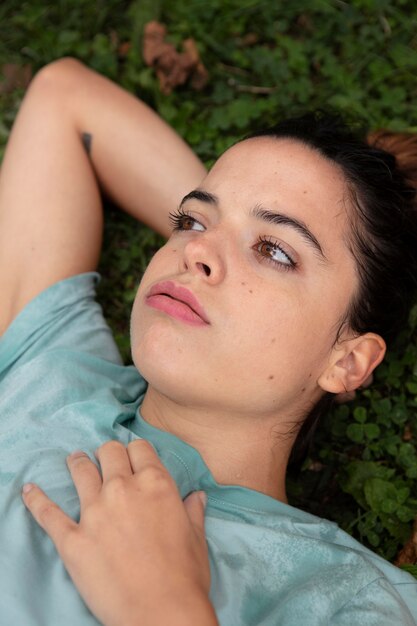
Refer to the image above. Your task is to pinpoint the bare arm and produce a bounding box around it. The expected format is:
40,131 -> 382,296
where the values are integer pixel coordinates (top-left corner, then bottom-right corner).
0,58 -> 206,334
22,441 -> 219,626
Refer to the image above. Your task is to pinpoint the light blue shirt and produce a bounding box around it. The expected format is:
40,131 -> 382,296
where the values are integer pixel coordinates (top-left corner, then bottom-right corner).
0,273 -> 416,625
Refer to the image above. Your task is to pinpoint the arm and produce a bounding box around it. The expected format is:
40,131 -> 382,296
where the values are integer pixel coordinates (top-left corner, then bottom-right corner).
0,57 -> 206,334
22,440 -> 219,626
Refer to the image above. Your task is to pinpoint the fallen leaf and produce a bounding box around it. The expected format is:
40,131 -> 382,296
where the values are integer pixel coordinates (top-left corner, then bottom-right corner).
241,33 -> 259,46
395,517 -> 417,566
183,39 -> 209,91
403,424 -> 413,442
0,63 -> 33,95
118,41 -> 131,58
143,21 -> 169,66
143,21 -> 208,94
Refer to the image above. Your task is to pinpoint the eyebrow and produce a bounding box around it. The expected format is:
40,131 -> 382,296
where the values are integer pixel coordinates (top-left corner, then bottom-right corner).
180,189 -> 328,262
180,189 -> 219,208
250,206 -> 327,261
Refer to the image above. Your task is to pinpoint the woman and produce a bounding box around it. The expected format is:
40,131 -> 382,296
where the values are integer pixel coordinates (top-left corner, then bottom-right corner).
0,57 -> 416,624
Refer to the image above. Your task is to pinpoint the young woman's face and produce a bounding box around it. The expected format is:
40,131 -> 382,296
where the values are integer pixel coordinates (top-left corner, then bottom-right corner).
130,138 -> 358,419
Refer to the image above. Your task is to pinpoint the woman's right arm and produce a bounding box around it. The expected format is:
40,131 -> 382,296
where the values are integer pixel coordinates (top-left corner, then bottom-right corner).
0,58 -> 206,335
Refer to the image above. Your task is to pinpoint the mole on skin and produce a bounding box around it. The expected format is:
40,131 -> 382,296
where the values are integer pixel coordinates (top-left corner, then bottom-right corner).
268,375 -> 274,380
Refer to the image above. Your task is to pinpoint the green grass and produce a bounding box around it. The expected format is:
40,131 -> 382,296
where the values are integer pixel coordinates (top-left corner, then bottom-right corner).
1,0 -> 417,563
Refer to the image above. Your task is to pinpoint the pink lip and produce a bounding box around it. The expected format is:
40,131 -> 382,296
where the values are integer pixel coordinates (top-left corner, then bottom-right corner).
145,281 -> 210,326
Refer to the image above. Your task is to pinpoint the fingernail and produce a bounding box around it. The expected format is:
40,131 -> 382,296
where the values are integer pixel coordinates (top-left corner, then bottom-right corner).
67,450 -> 87,461
22,483 -> 34,494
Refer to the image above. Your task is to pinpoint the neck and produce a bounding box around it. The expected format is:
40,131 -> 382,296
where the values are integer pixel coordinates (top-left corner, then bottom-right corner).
140,386 -> 296,502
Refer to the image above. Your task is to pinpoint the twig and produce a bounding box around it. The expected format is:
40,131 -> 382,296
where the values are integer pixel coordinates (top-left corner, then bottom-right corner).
218,62 -> 251,77
233,82 -> 277,94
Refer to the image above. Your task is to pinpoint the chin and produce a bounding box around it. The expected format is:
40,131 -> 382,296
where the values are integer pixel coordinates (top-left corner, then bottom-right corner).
133,351 -> 207,408
131,320 -> 193,389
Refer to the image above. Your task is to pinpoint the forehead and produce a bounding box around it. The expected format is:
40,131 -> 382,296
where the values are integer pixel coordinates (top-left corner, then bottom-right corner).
206,137 -> 349,217
204,137 -> 350,238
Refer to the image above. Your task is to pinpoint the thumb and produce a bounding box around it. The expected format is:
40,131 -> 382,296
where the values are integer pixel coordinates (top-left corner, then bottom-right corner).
184,491 -> 207,534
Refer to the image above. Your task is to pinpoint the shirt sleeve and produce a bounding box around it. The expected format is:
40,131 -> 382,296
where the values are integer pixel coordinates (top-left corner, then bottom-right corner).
0,272 -> 123,379
332,577 -> 417,626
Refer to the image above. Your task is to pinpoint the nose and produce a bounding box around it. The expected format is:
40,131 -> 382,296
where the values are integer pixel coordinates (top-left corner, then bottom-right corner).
181,234 -> 226,284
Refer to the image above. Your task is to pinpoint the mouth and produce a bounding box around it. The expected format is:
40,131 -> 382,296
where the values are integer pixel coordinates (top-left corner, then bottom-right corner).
145,281 -> 210,326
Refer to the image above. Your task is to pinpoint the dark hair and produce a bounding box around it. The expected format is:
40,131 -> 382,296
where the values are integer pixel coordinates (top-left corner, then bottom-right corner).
246,111 -> 417,465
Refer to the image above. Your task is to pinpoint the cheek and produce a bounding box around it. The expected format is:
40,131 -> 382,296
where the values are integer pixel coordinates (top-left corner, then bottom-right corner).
141,237 -> 180,279
225,283 -> 334,380
130,246 -> 176,336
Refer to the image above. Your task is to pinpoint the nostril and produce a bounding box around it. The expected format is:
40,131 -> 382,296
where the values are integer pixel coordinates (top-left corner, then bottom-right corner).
197,262 -> 211,277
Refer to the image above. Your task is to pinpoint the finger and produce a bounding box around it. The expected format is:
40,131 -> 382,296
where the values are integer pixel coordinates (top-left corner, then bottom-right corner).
22,483 -> 77,552
66,451 -> 102,511
184,491 -> 207,538
95,440 -> 133,482
127,439 -> 165,475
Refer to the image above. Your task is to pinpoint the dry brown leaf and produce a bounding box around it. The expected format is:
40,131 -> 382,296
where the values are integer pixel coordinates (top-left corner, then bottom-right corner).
109,30 -> 119,49
0,63 -> 32,95
395,517 -> 417,566
241,33 -> 259,46
143,21 -> 169,66
402,424 -> 413,442
183,38 -> 209,91
143,21 -> 208,94
118,42 -> 131,58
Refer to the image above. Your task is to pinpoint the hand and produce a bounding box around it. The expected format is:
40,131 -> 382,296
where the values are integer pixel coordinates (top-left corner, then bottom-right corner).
22,440 -> 219,626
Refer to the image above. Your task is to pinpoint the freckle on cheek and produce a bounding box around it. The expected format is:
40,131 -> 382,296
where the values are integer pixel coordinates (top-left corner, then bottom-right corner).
241,281 -> 246,286
271,338 -> 276,344
249,289 -> 253,294
268,375 -> 274,380
301,387 -> 306,393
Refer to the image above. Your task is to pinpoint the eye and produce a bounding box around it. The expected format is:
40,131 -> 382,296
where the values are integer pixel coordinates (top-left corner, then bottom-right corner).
169,208 -> 205,232
253,237 -> 297,270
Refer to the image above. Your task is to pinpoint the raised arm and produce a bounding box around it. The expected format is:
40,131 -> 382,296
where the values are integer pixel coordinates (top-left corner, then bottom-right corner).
0,58 -> 206,334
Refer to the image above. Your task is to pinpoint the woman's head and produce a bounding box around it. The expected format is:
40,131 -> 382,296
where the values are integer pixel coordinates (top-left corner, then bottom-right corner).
131,112 -> 417,462
131,119 -> 381,422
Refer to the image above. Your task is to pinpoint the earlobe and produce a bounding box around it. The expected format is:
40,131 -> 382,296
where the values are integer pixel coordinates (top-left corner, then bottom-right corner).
318,333 -> 386,394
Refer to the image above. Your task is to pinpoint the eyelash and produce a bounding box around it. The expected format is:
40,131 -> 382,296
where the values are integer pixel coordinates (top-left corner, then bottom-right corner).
168,208 -> 297,271
253,236 -> 296,271
169,208 -> 201,231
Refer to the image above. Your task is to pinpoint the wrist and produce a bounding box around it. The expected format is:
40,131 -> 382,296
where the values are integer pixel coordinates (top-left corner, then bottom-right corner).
123,587 -> 218,626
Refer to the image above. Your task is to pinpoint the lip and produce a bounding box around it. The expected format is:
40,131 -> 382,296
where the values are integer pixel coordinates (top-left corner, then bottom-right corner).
145,281 -> 210,326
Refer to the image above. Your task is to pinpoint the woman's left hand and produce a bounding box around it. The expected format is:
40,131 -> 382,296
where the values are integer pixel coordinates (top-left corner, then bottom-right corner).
22,440 -> 218,626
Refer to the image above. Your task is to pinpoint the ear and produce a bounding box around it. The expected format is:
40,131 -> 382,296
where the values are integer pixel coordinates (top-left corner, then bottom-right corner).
317,333 -> 386,394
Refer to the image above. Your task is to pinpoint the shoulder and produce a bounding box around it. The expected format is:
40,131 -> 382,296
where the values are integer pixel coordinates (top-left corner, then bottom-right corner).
0,272 -> 123,373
